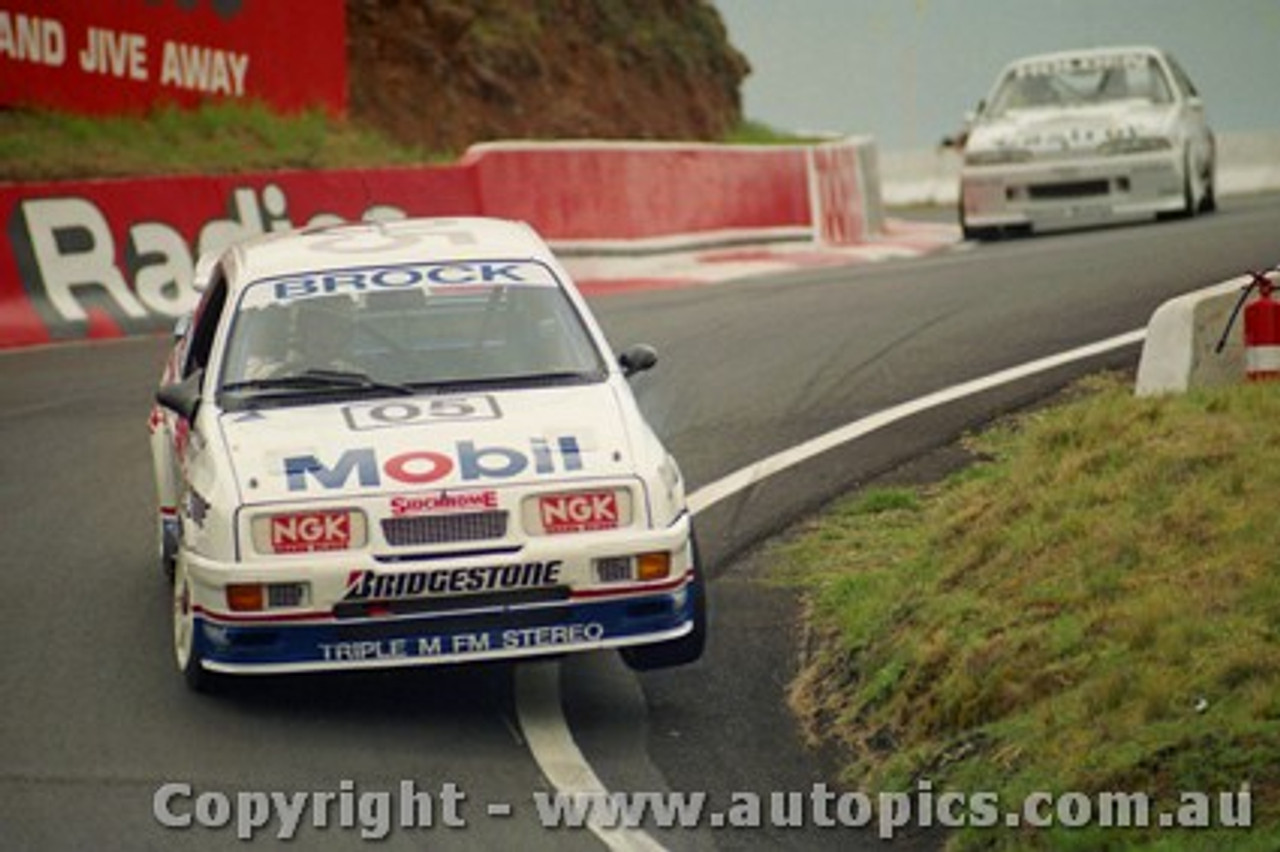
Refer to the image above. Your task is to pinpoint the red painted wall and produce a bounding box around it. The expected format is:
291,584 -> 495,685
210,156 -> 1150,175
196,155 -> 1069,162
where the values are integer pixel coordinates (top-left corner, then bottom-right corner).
0,139 -> 877,348
0,1 -> 346,116
465,142 -> 812,240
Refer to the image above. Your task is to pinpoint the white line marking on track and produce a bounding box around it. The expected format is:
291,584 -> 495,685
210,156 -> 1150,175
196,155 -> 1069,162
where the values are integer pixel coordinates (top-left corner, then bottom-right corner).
515,327 -> 1147,851
515,662 -> 668,851
689,329 -> 1146,514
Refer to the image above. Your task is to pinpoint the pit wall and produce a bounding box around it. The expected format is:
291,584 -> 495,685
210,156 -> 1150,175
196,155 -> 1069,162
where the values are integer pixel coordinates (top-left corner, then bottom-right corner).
0,137 -> 880,349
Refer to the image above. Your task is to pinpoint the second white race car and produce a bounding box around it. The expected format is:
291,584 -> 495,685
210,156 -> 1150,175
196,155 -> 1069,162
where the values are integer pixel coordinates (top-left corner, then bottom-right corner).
955,45 -> 1215,240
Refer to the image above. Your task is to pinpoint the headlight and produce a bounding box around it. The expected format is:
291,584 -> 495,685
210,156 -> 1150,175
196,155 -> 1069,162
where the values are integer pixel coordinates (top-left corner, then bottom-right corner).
522,488 -> 633,535
227,582 -> 311,612
250,508 -> 368,554
964,148 -> 1033,166
1097,136 -> 1173,155
593,552 -> 671,584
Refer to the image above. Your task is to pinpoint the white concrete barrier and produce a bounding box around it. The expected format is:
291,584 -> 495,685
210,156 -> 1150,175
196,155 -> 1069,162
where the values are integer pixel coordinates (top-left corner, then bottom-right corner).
880,146 -> 964,208
1134,275 -> 1253,396
1217,133 -> 1280,197
881,130 -> 1280,208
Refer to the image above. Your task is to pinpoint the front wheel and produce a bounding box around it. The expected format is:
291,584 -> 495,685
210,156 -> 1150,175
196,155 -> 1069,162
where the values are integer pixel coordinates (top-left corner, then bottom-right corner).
959,208 -> 999,242
173,559 -> 219,693
158,514 -> 178,582
1159,151 -> 1198,221
1199,162 -> 1217,213
620,536 -> 707,671
959,199 -> 984,242
962,224 -> 999,242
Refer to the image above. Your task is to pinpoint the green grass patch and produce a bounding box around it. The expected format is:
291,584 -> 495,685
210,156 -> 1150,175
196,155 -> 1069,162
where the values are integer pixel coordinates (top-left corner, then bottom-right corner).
721,118 -> 836,145
0,108 -> 841,182
0,104 -> 439,182
777,374 -> 1280,850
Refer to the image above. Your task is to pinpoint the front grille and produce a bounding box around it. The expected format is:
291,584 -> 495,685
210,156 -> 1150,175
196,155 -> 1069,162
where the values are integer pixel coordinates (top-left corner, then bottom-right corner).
334,586 -> 571,621
381,511 -> 508,546
1028,180 -> 1110,200
334,600 -> 574,638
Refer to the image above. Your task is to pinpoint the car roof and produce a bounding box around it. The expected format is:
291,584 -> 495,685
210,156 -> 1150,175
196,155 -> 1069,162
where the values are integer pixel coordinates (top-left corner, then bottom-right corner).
217,216 -> 559,294
1003,45 -> 1166,72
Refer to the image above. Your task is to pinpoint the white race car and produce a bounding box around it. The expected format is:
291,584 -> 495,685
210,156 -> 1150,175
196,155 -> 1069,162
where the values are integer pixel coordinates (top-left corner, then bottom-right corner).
956,45 -> 1215,239
149,217 -> 704,690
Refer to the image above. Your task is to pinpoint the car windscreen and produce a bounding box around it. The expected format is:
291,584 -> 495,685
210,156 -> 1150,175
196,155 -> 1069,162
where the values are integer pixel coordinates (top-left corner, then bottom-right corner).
987,53 -> 1173,116
218,260 -> 607,401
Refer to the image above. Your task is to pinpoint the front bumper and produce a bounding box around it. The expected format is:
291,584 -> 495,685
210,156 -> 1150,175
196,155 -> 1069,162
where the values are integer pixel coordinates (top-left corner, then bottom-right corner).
180,515 -> 696,674
960,149 -> 1185,232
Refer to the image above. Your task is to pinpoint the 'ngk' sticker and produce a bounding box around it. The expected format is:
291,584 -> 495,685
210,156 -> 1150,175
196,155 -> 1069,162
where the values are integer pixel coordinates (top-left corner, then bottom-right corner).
271,511 -> 351,553
539,492 -> 620,534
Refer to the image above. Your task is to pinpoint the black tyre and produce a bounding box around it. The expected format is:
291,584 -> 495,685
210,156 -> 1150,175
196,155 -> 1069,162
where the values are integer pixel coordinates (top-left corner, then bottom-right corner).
959,203 -> 998,242
1182,166 -> 1197,217
1199,166 -> 1217,213
173,559 -> 220,693
620,535 -> 707,671
962,224 -> 999,242
1160,151 -> 1197,221
162,546 -> 176,584
158,515 -> 178,582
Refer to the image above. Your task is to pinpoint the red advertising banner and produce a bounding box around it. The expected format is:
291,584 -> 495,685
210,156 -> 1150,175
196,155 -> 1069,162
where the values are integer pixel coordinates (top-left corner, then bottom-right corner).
0,0 -> 346,116
0,166 -> 479,347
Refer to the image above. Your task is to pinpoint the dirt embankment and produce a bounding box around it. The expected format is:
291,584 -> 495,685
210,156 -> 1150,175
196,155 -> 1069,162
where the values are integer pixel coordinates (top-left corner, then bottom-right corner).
347,0 -> 750,152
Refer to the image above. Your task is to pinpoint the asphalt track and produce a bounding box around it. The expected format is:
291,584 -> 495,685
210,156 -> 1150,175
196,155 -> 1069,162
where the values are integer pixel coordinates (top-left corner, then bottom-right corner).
3,195 -> 1280,850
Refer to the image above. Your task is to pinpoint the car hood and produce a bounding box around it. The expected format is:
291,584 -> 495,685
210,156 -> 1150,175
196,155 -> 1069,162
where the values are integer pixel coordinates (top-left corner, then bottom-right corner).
217,383 -> 639,503
969,102 -> 1174,154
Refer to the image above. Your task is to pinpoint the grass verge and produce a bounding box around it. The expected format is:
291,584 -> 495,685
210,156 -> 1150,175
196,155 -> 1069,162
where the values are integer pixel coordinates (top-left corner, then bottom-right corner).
773,373 -> 1280,850
0,103 -> 438,182
0,107 -> 821,183
720,118 -> 837,145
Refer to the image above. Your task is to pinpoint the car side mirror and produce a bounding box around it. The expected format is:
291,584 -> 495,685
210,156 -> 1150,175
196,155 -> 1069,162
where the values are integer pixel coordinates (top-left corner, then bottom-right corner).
172,313 -> 192,341
619,344 -> 658,378
942,106 -> 981,149
192,251 -> 219,293
156,370 -> 204,421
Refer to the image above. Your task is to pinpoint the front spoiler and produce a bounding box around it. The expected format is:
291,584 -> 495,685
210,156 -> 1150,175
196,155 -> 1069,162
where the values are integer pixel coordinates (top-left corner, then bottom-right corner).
960,151 -> 1186,231
193,579 -> 696,674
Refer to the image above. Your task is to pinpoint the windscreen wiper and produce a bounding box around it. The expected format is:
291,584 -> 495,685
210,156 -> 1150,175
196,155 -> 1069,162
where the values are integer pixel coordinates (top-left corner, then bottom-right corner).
408,370 -> 603,392
222,368 -> 415,396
